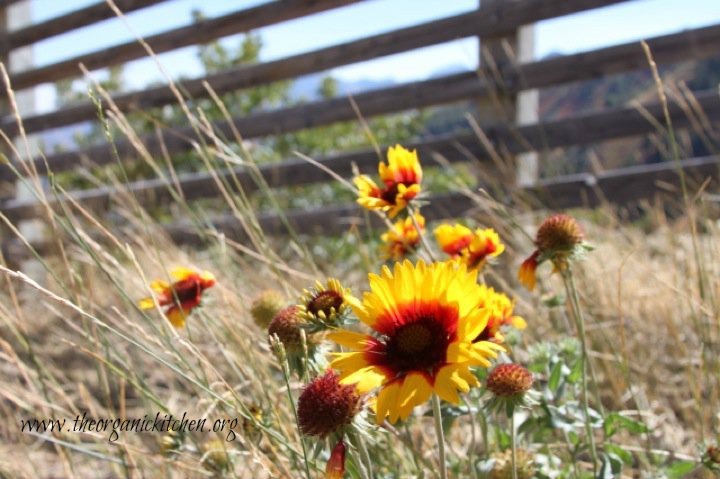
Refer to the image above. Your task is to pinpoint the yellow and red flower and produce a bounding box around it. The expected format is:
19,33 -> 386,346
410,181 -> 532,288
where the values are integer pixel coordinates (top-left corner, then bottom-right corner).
138,267 -> 215,328
474,286 -> 526,343
519,214 -> 585,291
329,260 -> 504,424
434,223 -> 473,256
354,144 -> 422,218
299,279 -> 355,328
434,223 -> 504,271
381,213 -> 425,260
462,228 -> 505,270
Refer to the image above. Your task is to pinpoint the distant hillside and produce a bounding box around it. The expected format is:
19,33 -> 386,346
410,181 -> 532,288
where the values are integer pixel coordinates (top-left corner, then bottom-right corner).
538,56 -> 720,177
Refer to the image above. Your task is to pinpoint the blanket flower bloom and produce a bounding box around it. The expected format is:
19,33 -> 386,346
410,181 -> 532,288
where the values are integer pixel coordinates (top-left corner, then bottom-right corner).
519,214 -> 584,291
299,279 -> 355,328
329,260 -> 504,424
354,144 -> 422,218
138,267 -> 215,328
474,286 -> 526,343
435,223 -> 504,270
381,213 -> 425,260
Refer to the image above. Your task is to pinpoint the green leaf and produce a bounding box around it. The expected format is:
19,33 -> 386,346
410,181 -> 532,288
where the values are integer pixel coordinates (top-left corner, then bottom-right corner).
548,360 -> 564,392
603,413 -> 649,438
605,443 -> 632,465
665,460 -> 697,479
597,454 -> 615,479
542,294 -> 565,308
568,358 -> 583,384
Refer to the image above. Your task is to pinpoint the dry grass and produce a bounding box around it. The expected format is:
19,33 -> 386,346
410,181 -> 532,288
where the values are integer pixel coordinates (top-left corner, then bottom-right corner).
1,42 -> 719,479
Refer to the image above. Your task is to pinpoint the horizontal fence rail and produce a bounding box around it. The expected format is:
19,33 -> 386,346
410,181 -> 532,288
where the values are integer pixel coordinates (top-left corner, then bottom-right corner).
3,154 -> 716,257
1,0 -> 719,257
5,0 -> 361,91
3,21 -> 719,181
3,87 -> 719,222
161,155 -> 720,245
6,0 -> 169,50
1,0 -> 631,131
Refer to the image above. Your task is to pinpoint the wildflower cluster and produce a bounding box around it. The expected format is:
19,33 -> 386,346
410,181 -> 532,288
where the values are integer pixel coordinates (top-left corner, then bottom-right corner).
133,145 -> 636,479
266,145 -> 536,476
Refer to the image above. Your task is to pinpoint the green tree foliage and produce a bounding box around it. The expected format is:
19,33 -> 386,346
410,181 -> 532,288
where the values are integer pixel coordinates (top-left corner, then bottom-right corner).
52,15 -> 429,210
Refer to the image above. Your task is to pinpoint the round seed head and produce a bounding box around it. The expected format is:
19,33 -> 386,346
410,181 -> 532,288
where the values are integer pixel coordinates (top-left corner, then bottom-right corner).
297,370 -> 361,437
201,439 -> 231,473
268,306 -> 304,353
250,289 -> 286,328
487,364 -> 533,398
535,214 -> 583,253
490,448 -> 535,479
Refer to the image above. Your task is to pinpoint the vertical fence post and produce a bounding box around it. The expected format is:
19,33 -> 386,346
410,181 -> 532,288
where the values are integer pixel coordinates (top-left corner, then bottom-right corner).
477,0 -> 539,188
0,0 -> 46,278
0,3 -> 11,266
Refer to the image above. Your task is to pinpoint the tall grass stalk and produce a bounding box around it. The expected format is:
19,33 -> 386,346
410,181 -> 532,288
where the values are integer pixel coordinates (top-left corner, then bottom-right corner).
560,266 -> 598,475
431,393 -> 448,479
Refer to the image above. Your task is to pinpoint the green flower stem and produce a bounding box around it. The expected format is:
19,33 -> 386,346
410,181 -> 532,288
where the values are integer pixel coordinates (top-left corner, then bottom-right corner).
352,430 -> 374,479
511,411 -> 518,479
431,393 -> 448,479
561,266 -> 598,476
408,204 -> 437,262
274,341 -> 313,479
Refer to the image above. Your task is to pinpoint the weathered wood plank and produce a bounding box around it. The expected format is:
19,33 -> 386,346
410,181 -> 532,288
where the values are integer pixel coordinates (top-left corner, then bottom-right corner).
0,72 -> 486,180
7,155 -> 718,254
163,155 -> 720,245
0,1 -> 23,9
527,155 -> 720,209
3,0 -> 631,124
4,16 -> 720,153
7,0 -> 169,50
4,87 -> 720,222
6,0 -> 361,91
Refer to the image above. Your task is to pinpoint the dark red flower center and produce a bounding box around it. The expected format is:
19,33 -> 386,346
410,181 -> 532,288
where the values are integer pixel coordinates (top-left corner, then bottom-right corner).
384,317 -> 450,372
171,278 -> 202,303
380,183 -> 401,204
308,290 -> 344,317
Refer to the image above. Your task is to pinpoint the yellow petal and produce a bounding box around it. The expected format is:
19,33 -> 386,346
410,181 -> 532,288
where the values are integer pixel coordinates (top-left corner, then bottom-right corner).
330,352 -> 370,372
337,366 -> 388,394
170,267 -> 196,281
397,373 -> 433,420
327,330 -> 374,349
511,315 -> 527,330
138,297 -> 156,310
166,307 -> 188,328
433,365 -> 462,404
376,381 -> 401,424
150,280 -> 169,294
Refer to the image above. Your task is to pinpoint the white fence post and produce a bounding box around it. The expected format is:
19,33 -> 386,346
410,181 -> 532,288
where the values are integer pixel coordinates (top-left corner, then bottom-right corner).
477,0 -> 539,187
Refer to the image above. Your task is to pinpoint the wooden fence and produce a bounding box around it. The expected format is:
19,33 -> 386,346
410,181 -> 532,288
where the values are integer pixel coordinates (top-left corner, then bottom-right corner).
1,0 -> 719,257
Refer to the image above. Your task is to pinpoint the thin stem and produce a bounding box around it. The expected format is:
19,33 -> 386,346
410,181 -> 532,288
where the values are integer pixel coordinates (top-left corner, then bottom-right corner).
408,204 -> 437,262
561,266 -> 598,476
355,432 -> 374,479
277,347 -> 313,479
431,393 -> 448,479
510,412 -> 518,479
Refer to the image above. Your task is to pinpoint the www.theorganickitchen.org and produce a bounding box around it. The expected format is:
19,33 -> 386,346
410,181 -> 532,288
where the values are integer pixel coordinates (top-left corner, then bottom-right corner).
20,412 -> 240,442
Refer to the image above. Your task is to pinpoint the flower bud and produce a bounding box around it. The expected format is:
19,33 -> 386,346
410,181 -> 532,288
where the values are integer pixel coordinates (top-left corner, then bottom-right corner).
298,371 -> 361,437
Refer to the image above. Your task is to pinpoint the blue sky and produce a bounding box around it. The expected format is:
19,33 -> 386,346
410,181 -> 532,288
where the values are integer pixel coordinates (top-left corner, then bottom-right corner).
16,0 -> 720,112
